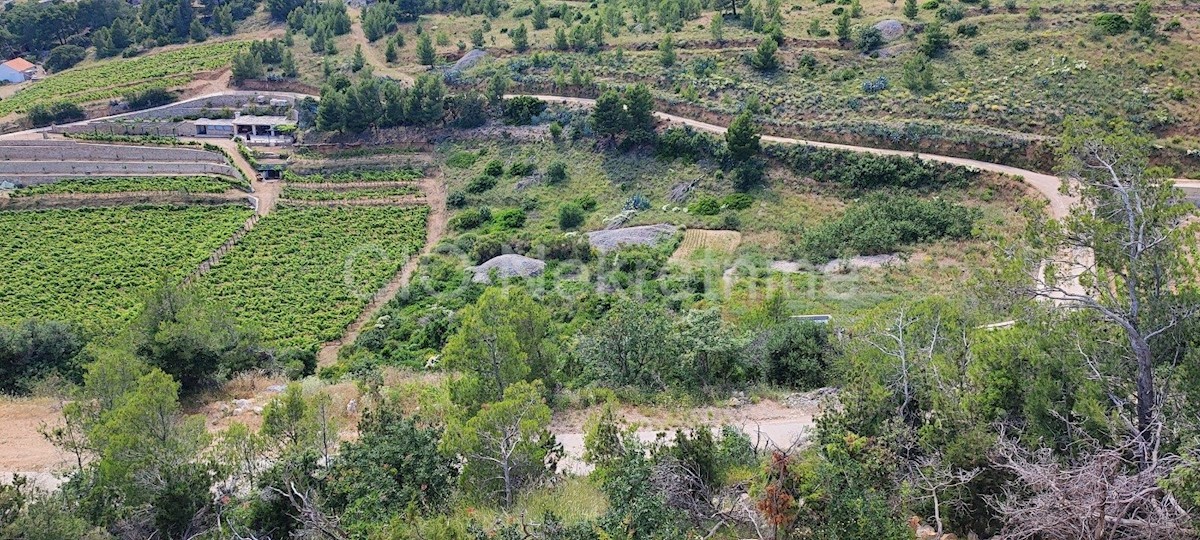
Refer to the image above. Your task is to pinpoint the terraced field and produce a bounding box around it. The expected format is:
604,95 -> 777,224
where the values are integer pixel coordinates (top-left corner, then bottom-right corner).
281,184 -> 422,201
0,205 -> 253,332
0,40 -> 247,116
10,176 -> 241,197
193,205 -> 429,349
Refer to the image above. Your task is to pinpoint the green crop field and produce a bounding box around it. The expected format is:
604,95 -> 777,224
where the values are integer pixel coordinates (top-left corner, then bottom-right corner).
282,168 -> 423,183
0,40 -> 247,116
0,205 -> 253,332
10,176 -> 242,197
193,205 -> 428,349
281,185 -> 422,201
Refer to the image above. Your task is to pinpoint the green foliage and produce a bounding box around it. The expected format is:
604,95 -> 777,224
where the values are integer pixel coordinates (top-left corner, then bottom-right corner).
26,101 -> 84,127
1,41 -> 245,117
1093,13 -> 1131,35
0,206 -> 251,332
919,22 -> 951,56
444,380 -> 554,507
326,405 -> 455,530
903,0 -> 919,18
722,193 -> 754,210
836,10 -> 852,41
442,288 -> 556,410
510,22 -> 529,51
799,195 -> 979,263
194,206 -> 428,348
769,141 -> 973,193
45,45 -> 86,72
750,37 -> 779,71
726,111 -> 761,163
0,320 -> 84,395
417,32 -> 436,65
123,87 -> 176,110
558,202 -> 586,229
857,26 -> 884,53
503,96 -> 547,125
11,176 -> 238,197
545,160 -> 569,184
132,285 -> 262,394
1131,1 -> 1155,35
688,196 -> 722,215
762,321 -> 831,389
576,302 -> 679,389
659,34 -> 676,67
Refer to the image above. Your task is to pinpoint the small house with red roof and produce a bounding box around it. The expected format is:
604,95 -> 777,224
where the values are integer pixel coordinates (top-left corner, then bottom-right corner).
0,57 -> 38,84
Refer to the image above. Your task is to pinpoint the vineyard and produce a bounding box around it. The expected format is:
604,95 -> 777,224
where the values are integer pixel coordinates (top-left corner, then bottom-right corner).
281,185 -> 421,201
10,176 -> 242,197
669,229 -> 742,264
0,205 -> 253,332
192,205 -> 429,349
282,168 -> 423,183
0,41 -> 247,116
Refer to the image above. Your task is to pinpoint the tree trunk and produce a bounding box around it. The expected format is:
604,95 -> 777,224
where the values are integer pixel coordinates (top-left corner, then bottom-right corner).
1131,333 -> 1155,466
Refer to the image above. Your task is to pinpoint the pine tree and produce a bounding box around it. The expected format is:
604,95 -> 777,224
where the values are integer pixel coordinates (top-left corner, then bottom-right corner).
711,12 -> 725,42
281,50 -> 297,77
532,3 -> 548,29
903,0 -> 918,19
836,10 -> 852,42
555,26 -> 569,50
316,88 -> 346,132
471,27 -> 485,47
1131,1 -> 1155,35
659,33 -> 676,67
591,89 -> 629,140
750,37 -> 779,71
416,32 -> 436,65
510,23 -> 529,51
351,44 -> 365,71
385,40 -> 398,63
726,110 -> 761,163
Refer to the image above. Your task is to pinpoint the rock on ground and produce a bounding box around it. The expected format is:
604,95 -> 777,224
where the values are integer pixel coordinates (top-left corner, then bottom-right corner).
587,223 -> 677,253
447,49 -> 488,77
821,253 -> 901,274
770,260 -> 804,273
469,254 -> 546,283
873,19 -> 906,41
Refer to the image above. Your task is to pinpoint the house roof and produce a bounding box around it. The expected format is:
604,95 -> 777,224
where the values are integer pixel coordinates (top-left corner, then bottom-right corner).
2,58 -> 35,72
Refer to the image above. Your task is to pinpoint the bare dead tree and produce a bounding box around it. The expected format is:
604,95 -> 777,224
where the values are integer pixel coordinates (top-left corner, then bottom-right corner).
988,427 -> 1193,540
906,455 -> 980,537
269,481 -> 348,540
1030,119 -> 1200,466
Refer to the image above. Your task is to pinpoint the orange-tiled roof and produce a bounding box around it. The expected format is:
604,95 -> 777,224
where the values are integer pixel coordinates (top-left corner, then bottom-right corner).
2,58 -> 35,71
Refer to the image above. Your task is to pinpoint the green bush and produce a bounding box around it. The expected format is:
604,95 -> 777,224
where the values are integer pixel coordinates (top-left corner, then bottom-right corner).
466,174 -> 498,193
508,162 -> 536,177
45,44 -> 86,72
688,196 -> 722,216
447,150 -> 478,169
558,202 -> 586,229
1011,38 -> 1030,51
764,321 -> 830,389
492,208 -> 527,229
447,191 -> 467,208
722,193 -> 754,210
483,159 -> 505,177
451,207 -> 491,230
502,96 -> 546,125
768,145 -> 974,192
1094,13 -> 1131,35
546,160 -> 569,184
27,101 -> 85,127
799,195 -> 979,262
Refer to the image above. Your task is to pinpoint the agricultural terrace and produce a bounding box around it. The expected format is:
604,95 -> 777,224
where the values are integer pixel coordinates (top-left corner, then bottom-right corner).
0,40 -> 247,116
389,0 -> 1200,169
281,168 -> 424,183
192,205 -> 429,349
9,176 -> 244,197
281,184 -> 422,201
0,205 -> 253,332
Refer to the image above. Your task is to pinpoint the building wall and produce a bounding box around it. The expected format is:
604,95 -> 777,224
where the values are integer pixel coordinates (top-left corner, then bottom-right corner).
0,66 -> 23,84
